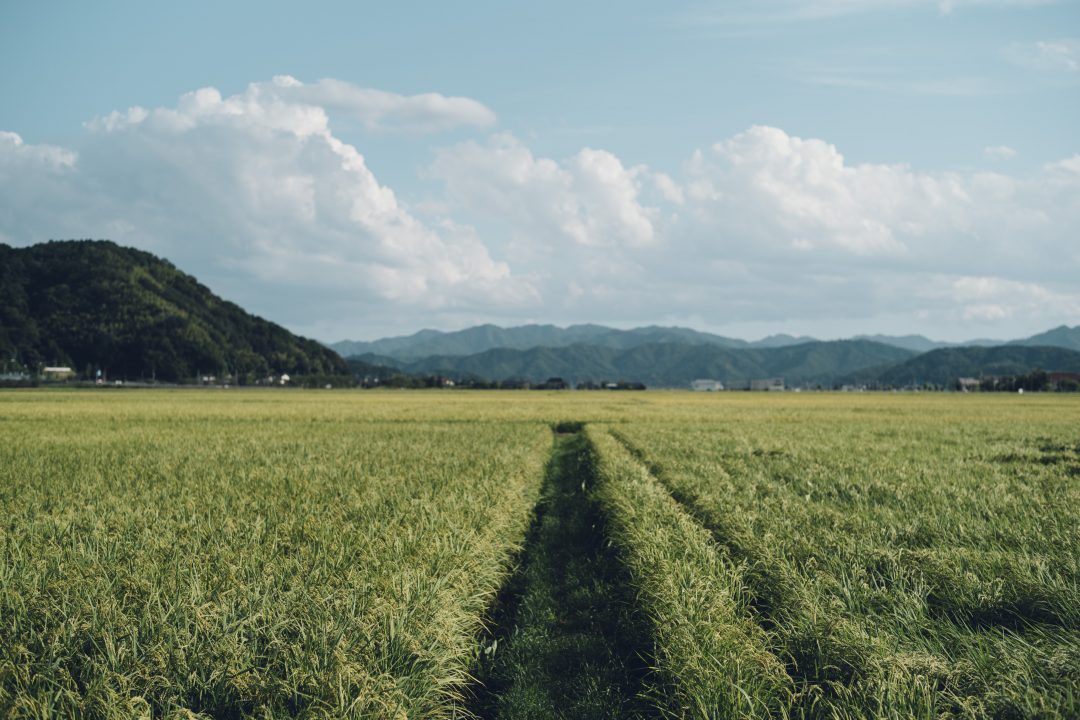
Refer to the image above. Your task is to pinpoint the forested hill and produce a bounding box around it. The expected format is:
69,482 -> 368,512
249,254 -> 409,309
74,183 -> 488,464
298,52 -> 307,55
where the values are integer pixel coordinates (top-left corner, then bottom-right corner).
332,324 -> 751,358
868,345 -> 1080,388
0,240 -> 348,381
357,339 -> 917,387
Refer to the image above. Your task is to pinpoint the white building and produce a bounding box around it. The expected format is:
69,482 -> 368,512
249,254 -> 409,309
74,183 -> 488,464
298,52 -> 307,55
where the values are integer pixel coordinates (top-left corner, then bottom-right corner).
691,379 -> 724,392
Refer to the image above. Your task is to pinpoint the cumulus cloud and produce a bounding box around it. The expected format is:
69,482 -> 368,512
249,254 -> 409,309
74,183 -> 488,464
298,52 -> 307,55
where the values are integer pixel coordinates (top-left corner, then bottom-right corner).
920,275 -> 1080,323
428,133 -> 658,248
0,131 -> 78,169
268,75 -> 497,132
1,79 -> 530,335
684,126 -> 920,256
3,82 -> 1078,339
416,124 -> 1080,336
87,76 -> 497,135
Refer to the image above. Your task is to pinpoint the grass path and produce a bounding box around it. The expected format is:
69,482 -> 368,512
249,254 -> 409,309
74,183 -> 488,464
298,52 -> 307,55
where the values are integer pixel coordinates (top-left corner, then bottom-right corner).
467,428 -> 656,720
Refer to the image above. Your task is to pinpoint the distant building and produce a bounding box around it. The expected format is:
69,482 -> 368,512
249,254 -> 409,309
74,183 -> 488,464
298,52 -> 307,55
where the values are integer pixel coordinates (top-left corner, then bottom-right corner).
691,379 -> 724,392
750,377 -> 784,392
957,377 -> 981,392
42,366 -> 75,380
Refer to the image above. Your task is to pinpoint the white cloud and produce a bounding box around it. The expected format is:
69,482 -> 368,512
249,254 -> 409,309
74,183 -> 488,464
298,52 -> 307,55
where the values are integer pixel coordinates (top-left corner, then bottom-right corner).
1,79 -> 531,335
4,83 -> 1079,340
268,76 -> 497,132
428,133 -> 658,248
0,131 -> 77,169
674,126 -> 1080,290
684,125 -> 927,256
920,275 -> 1080,323
86,77 -> 497,135
417,124 -> 1080,336
653,173 -> 685,205
984,145 -> 1017,160
1006,39 -> 1080,73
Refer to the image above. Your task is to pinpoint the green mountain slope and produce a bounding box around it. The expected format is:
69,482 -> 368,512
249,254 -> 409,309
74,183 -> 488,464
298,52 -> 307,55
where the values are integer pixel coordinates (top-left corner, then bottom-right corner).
339,324 -> 1080,362
331,323 -> 755,359
1011,325 -> 1080,352
0,240 -> 347,381
361,339 -> 915,387
872,346 -> 1080,387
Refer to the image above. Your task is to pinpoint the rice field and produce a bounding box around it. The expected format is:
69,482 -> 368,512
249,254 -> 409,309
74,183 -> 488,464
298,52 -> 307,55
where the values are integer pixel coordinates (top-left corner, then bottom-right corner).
1,390 -> 1078,718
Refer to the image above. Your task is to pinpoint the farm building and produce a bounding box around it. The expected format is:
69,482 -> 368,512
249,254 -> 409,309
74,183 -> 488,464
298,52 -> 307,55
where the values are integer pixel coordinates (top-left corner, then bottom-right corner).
750,377 -> 784,392
691,379 -> 724,392
42,366 -> 75,380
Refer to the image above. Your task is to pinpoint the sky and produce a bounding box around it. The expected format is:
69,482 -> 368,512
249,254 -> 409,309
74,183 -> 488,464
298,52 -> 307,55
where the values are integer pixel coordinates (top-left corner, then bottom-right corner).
2,0 -> 1078,343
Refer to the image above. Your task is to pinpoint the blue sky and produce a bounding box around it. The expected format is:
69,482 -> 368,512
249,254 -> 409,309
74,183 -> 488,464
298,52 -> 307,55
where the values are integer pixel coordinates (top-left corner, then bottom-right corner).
2,0 -> 1078,341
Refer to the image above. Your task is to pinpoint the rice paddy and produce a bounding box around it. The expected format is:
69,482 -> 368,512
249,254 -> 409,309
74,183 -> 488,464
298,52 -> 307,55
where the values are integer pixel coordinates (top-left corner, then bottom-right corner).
1,390 -> 1077,718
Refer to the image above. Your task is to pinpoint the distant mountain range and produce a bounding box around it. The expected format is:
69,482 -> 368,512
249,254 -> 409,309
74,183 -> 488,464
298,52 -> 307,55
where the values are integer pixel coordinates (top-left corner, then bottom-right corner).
1014,325 -> 1080,352
333,324 -> 1080,360
330,324 -> 822,358
850,334 -> 1002,353
349,340 -> 915,388
340,324 -> 1080,388
0,240 -> 347,381
4,240 -> 1077,388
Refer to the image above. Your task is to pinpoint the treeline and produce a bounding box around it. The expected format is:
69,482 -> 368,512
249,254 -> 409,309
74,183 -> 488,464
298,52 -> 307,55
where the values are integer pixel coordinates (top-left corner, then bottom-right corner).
965,371 -> 1080,393
356,371 -> 645,390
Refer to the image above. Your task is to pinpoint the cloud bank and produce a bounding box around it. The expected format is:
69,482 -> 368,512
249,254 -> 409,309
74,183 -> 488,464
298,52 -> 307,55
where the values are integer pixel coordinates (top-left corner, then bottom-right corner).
2,78 -> 1078,340
2,79 -> 530,335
